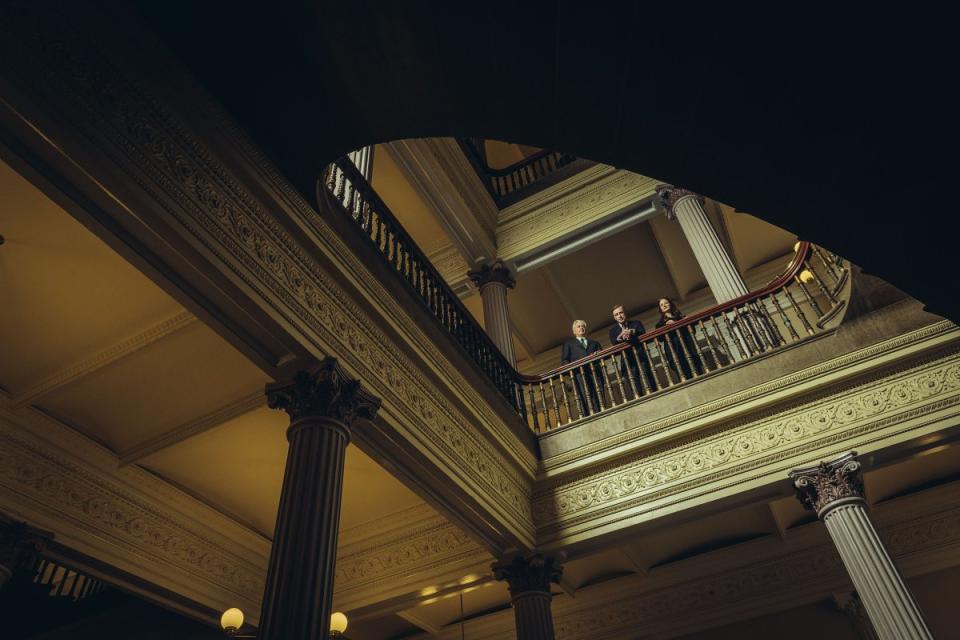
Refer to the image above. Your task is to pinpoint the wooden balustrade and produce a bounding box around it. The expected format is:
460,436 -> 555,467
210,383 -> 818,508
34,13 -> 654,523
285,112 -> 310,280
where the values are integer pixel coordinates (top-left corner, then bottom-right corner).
321,158 -> 524,413
319,159 -> 850,435
514,242 -> 851,433
456,139 -> 579,203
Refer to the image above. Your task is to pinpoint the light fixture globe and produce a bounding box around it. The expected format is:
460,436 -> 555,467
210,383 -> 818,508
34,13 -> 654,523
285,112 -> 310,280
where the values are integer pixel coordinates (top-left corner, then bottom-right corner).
220,607 -> 245,634
330,611 -> 349,634
799,269 -> 815,283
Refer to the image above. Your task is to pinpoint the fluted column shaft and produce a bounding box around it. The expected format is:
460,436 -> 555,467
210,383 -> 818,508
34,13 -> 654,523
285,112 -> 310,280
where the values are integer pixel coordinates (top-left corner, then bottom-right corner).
260,359 -> 380,640
468,261 -> 517,367
790,453 -> 932,640
492,553 -> 563,640
656,185 -> 748,303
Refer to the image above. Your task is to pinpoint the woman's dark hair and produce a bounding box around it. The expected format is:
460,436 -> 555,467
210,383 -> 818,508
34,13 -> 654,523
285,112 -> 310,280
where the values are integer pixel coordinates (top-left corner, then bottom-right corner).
658,297 -> 683,323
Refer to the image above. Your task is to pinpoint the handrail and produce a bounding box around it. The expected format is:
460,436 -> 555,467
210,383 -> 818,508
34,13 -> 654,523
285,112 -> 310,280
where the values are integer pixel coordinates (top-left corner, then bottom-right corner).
318,158 -> 851,435
521,241 -> 814,381
320,157 -> 524,413
514,241 -> 851,433
456,139 -> 580,203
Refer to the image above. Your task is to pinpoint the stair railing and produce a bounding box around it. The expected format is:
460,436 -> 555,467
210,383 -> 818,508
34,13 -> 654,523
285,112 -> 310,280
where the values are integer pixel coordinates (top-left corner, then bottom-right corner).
457,139 -> 580,203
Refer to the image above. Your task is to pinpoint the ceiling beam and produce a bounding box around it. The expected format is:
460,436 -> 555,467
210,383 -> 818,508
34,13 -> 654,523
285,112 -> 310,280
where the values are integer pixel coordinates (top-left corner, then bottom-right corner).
384,138 -> 498,265
396,609 -> 444,636
118,390 -> 263,465
10,310 -> 196,408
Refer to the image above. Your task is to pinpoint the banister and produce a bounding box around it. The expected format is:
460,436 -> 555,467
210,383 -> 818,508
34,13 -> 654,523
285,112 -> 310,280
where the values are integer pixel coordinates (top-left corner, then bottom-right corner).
318,158 -> 851,435
517,241 -> 813,382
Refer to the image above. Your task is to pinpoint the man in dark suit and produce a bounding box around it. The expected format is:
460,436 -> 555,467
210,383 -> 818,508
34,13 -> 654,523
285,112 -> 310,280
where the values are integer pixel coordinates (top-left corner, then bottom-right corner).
561,319 -> 605,416
608,304 -> 658,395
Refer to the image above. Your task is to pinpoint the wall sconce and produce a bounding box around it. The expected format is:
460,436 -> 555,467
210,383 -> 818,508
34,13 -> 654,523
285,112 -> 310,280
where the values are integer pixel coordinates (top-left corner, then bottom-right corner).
220,608 -> 349,638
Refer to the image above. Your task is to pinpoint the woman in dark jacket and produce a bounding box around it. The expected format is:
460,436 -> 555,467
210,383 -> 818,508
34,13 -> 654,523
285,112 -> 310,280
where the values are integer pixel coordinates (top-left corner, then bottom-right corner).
655,298 -> 705,380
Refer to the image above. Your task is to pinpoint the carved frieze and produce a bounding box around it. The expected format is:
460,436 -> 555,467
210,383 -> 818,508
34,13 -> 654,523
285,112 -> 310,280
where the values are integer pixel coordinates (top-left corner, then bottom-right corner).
496,167 -> 658,262
0,10 -> 535,542
535,354 -> 960,538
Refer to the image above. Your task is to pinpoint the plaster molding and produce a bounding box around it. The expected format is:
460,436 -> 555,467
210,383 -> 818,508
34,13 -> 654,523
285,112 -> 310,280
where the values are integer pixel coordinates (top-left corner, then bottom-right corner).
384,138 -> 498,262
10,310 -> 196,408
118,390 -> 264,465
535,348 -> 960,543
0,14 -> 536,545
427,243 -> 472,294
419,485 -> 960,640
0,407 -> 268,616
0,400 -> 496,622
496,166 -> 659,263
539,320 -> 957,475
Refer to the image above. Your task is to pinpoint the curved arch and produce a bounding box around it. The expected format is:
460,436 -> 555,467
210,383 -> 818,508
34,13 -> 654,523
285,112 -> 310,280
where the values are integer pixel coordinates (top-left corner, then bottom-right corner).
135,2 -> 952,319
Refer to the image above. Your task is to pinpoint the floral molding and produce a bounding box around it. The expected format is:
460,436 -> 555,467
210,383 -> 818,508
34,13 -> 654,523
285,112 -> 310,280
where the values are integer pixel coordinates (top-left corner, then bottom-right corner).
497,165 -> 658,262
0,9 -> 535,544
535,348 -> 960,542
420,484 -> 960,640
0,406 -> 267,615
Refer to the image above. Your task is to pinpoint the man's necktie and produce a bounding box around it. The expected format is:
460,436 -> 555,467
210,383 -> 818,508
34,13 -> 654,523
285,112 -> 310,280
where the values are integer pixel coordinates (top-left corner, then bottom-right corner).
579,337 -> 587,348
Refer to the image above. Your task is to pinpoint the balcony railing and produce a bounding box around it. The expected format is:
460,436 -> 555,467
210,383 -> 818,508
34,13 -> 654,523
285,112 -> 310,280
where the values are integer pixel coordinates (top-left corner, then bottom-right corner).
319,159 -> 851,434
457,139 -> 580,204
515,242 -> 850,433
321,158 -> 522,410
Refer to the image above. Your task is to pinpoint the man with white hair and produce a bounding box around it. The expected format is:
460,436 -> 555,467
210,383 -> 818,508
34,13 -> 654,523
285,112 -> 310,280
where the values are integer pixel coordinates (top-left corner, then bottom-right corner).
560,319 -> 605,416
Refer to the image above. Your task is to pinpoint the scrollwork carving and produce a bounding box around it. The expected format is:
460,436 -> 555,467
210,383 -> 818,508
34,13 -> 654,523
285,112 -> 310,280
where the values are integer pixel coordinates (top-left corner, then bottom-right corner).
266,357 -> 381,426
789,452 -> 865,516
492,552 -> 563,597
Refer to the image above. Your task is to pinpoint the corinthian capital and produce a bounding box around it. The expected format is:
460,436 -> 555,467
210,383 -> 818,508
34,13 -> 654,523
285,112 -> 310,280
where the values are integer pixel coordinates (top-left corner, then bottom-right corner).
492,552 -> 563,597
654,184 -> 704,219
467,259 -> 516,290
789,452 -> 865,516
266,357 -> 381,426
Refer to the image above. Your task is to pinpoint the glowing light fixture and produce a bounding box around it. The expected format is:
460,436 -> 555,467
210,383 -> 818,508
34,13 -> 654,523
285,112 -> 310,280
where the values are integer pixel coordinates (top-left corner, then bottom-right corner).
220,608 -> 245,636
330,611 -> 349,635
219,607 -> 349,638
799,269 -> 815,283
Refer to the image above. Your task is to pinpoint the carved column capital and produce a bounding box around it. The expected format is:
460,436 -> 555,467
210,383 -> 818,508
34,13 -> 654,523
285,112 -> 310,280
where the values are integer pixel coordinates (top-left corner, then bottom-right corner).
654,184 -> 704,220
789,452 -> 865,517
467,259 -> 516,290
266,357 -> 381,427
492,552 -> 563,597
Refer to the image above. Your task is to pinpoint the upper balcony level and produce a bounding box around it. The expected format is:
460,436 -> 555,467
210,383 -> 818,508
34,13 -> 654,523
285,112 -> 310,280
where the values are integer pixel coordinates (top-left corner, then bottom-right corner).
321,148 -> 853,438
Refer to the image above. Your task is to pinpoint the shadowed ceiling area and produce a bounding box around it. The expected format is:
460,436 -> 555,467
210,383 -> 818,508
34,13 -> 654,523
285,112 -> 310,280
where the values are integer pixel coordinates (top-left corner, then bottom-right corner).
126,2 -> 953,323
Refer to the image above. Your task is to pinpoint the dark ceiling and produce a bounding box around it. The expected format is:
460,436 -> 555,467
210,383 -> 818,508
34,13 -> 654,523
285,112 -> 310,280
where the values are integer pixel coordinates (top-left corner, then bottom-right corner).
126,2 -> 953,320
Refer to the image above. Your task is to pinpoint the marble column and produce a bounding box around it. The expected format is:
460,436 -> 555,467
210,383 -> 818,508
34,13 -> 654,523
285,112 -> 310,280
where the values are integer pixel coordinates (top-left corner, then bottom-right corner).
655,185 -> 748,304
492,553 -> 563,640
789,453 -> 933,640
468,260 -> 518,367
259,358 -> 381,640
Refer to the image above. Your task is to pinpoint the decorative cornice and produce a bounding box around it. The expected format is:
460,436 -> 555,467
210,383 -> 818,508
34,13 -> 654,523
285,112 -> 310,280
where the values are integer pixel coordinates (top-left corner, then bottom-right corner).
0,13 -> 536,543
540,320 -> 957,476
467,260 -> 516,290
497,166 -> 658,263
534,352 -> 960,541
789,452 -> 865,516
0,419 -> 266,614
266,358 -> 381,426
654,183 -> 704,220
